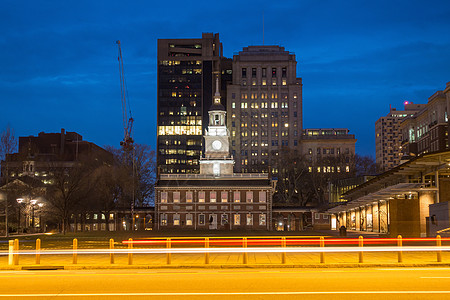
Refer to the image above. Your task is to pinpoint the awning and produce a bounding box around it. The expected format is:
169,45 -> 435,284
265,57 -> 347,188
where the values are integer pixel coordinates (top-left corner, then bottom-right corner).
327,183 -> 437,213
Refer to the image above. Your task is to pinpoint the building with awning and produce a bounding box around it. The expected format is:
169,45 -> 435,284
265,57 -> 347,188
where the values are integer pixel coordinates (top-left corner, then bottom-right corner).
327,150 -> 450,237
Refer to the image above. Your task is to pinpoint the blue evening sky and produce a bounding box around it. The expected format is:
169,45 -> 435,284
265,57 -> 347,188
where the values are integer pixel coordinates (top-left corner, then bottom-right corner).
1,0 -> 450,157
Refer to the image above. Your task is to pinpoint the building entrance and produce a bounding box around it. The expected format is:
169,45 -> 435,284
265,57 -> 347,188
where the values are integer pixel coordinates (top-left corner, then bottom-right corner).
209,214 -> 218,230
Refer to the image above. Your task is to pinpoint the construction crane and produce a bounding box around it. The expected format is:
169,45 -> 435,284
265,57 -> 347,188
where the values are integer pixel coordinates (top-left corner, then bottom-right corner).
116,40 -> 134,151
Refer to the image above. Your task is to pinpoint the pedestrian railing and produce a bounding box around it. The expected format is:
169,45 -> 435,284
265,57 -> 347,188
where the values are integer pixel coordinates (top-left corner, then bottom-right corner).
2,235 -> 450,266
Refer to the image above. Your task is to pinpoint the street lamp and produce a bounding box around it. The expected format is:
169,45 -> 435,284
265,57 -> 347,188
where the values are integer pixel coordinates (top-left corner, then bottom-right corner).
16,198 -> 24,233
16,197 -> 40,233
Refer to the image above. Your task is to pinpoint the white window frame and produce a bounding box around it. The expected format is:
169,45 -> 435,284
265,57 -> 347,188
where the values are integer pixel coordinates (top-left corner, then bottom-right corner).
259,191 -> 266,203
198,191 -> 205,203
199,214 -> 205,225
221,214 -> 228,225
173,192 -> 180,203
210,191 -> 217,203
246,191 -> 253,203
221,191 -> 228,203
186,191 -> 193,203
160,213 -> 167,226
259,214 -> 266,226
246,213 -> 253,226
186,214 -> 193,226
161,192 -> 168,203
234,214 -> 241,226
173,214 -> 180,226
234,191 -> 240,203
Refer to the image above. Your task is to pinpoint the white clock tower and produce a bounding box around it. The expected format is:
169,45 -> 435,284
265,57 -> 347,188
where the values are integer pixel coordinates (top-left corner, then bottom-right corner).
200,77 -> 234,176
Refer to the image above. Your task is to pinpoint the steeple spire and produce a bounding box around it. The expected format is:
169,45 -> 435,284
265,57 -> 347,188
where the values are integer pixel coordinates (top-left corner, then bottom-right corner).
214,75 -> 220,104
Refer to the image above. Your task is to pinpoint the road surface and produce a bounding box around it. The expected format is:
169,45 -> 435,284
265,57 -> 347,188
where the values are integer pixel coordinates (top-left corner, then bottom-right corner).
1,267 -> 450,299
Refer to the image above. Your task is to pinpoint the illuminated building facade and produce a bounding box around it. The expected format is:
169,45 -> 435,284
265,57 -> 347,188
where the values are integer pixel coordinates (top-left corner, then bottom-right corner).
157,33 -> 232,174
400,82 -> 450,159
155,84 -> 274,230
375,103 -> 425,171
226,46 -> 303,174
300,128 -> 356,174
327,150 -> 450,237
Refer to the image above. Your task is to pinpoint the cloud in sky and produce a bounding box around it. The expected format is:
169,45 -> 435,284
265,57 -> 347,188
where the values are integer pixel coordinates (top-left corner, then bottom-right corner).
1,0 -> 450,156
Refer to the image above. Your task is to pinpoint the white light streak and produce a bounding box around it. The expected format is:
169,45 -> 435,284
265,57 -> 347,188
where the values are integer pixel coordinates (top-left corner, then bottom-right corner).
0,246 -> 449,256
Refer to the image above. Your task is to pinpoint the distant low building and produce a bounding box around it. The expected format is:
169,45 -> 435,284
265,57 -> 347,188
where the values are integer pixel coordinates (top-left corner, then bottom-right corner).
300,128 -> 356,174
1,128 -> 111,185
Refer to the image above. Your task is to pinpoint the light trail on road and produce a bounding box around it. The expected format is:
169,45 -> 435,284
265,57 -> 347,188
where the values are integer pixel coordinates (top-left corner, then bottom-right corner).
0,245 -> 449,256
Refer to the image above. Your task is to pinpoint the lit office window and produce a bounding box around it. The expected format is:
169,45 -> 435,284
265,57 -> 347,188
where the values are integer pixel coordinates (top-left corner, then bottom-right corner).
246,191 -> 253,203
173,192 -> 180,203
198,191 -> 205,203
186,191 -> 193,203
160,214 -> 167,226
246,213 -> 253,226
221,191 -> 228,203
161,192 -> 168,203
234,191 -> 240,203
259,214 -> 266,226
186,214 -> 193,226
234,214 -> 241,225
259,191 -> 266,203
173,214 -> 180,226
210,191 -> 217,203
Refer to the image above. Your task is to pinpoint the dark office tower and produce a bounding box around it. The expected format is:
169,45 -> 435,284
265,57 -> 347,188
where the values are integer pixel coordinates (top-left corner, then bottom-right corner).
157,33 -> 231,174
227,46 -> 303,173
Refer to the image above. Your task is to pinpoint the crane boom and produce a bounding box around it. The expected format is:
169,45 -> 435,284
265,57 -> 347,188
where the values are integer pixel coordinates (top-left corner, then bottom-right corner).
116,40 -> 134,151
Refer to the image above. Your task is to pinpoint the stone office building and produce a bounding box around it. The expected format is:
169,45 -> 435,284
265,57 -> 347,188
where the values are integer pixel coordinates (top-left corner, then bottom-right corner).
226,45 -> 303,174
155,81 -> 274,230
375,103 -> 425,171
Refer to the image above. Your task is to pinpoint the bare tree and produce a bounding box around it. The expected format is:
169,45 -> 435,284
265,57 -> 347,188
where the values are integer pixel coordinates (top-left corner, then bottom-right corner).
0,125 -> 17,164
106,144 -> 156,207
89,164 -> 128,230
273,150 -> 373,208
45,155 -> 100,234
274,150 -> 310,206
0,125 -> 18,236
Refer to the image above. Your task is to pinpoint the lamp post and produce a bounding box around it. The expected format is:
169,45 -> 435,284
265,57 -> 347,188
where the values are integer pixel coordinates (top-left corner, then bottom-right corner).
30,199 -> 37,231
16,197 -> 39,233
16,198 -> 24,233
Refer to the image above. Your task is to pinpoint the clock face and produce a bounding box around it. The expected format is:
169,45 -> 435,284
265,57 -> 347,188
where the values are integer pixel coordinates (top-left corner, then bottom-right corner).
212,140 -> 222,150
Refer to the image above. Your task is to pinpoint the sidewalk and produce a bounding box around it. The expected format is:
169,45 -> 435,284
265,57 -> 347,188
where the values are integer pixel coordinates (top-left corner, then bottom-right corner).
1,230 -> 448,270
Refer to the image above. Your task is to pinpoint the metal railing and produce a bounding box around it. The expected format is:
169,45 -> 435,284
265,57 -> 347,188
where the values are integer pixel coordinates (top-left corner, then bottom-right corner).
2,235 -> 449,266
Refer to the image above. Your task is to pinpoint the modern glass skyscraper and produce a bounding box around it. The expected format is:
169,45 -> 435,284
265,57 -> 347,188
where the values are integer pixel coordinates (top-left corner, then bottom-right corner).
157,33 -> 231,174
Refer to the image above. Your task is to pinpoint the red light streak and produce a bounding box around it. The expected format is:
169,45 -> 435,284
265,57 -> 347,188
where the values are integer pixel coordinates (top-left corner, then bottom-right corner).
122,237 -> 450,247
